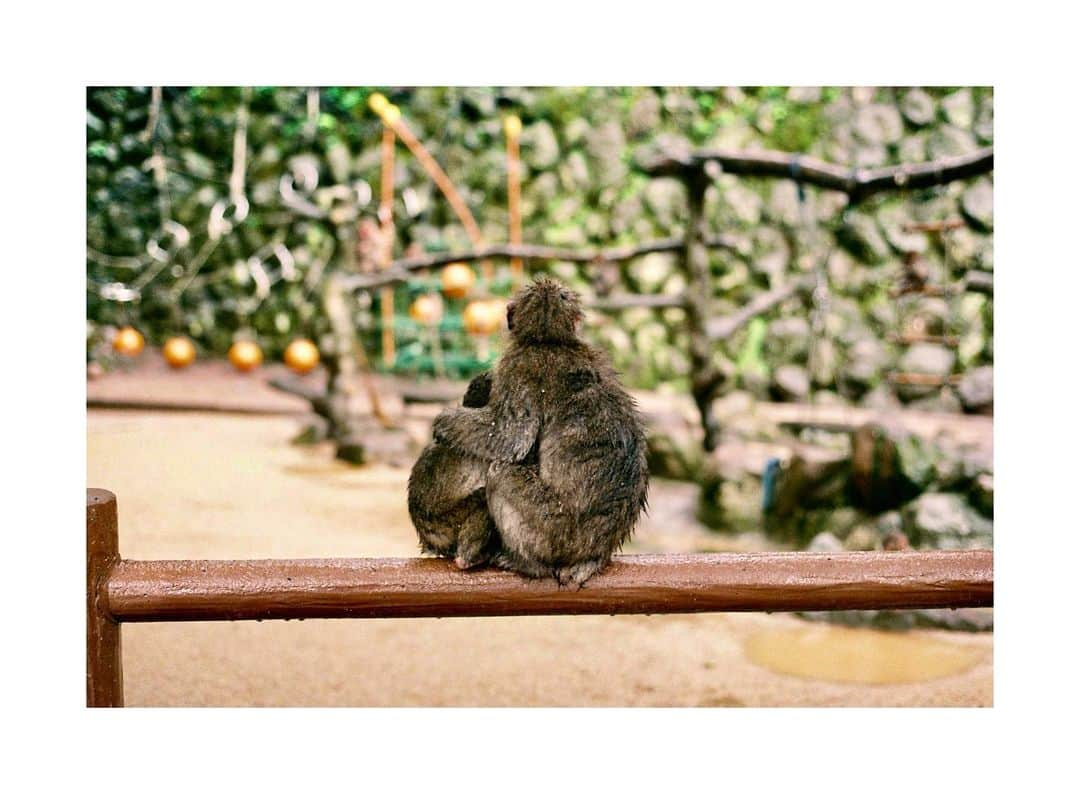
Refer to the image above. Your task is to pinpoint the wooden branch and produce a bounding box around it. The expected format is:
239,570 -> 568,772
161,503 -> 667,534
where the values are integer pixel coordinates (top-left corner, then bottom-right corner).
887,372 -> 964,387
892,270 -> 992,299
340,236 -> 739,291
104,551 -> 993,622
642,146 -> 994,202
370,98 -> 492,278
891,284 -> 948,298
964,270 -> 993,295
400,382 -> 467,405
681,170 -> 723,451
903,218 -> 967,233
886,333 -> 960,348
267,376 -> 324,403
588,293 -> 686,311
707,274 -> 815,341
87,397 -> 303,416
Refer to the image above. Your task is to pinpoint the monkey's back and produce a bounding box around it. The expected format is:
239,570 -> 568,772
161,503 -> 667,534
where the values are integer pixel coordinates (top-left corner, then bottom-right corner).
499,341 -> 649,548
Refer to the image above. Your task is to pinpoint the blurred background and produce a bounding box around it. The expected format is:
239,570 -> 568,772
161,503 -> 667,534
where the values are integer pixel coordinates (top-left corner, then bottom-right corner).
86,86 -> 993,706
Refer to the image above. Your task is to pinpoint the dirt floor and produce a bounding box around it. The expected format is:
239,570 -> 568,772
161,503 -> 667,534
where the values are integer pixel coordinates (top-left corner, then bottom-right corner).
88,406 -> 992,707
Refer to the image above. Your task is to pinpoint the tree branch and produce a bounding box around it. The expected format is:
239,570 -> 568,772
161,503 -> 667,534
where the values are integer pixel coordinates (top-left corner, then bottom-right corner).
641,146 -> 994,203
340,235 -> 739,291
707,274 -> 815,341
588,293 -> 686,311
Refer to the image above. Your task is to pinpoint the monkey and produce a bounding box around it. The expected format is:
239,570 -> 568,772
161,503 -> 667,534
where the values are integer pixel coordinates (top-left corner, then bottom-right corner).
407,371 -> 500,570
432,277 -> 649,587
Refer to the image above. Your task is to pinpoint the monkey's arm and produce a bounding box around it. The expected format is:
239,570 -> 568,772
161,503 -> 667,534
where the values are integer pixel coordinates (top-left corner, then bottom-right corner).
432,400 -> 538,463
461,370 -> 493,408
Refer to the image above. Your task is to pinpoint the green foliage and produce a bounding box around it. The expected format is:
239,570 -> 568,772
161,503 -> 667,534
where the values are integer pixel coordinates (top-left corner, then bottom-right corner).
87,86 -> 993,391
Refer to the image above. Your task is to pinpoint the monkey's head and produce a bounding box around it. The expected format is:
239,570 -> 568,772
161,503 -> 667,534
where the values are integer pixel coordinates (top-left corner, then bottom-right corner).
505,277 -> 583,345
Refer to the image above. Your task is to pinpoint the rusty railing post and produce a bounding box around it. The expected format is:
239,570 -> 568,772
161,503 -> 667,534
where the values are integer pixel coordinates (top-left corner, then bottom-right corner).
87,488 -> 123,707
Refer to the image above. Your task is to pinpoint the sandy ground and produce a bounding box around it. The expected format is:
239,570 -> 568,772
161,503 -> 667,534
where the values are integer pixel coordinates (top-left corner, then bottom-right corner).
88,409 -> 993,707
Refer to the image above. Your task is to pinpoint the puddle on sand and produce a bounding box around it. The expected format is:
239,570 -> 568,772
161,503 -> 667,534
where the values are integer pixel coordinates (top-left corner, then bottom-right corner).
743,623 -> 984,685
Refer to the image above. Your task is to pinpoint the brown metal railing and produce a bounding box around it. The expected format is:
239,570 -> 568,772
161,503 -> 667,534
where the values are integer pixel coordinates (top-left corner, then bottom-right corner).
86,488 -> 994,707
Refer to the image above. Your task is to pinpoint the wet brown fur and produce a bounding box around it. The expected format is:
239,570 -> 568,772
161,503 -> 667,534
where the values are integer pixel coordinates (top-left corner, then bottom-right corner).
407,371 -> 499,569
429,277 -> 649,586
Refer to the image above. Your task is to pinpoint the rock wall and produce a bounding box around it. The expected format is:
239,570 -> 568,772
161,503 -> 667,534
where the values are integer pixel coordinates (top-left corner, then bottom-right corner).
88,87 -> 992,410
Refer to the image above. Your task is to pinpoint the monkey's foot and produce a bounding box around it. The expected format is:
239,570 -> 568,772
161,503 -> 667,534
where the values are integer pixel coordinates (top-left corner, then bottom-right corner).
489,552 -> 558,581
554,559 -> 607,589
454,553 -> 488,570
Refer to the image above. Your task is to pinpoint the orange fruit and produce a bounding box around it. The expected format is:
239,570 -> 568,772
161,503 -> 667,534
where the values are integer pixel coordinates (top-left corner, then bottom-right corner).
112,326 -> 145,357
463,300 -> 502,336
228,340 -> 263,372
284,338 -> 320,374
162,336 -> 196,369
441,263 -> 476,299
409,294 -> 444,326
485,298 -> 509,328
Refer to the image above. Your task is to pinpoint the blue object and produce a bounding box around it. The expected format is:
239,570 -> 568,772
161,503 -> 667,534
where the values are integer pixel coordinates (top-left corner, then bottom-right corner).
762,457 -> 782,514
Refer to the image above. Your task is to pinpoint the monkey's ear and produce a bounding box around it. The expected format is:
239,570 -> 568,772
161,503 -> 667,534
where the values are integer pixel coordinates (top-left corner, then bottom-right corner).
505,301 -> 516,332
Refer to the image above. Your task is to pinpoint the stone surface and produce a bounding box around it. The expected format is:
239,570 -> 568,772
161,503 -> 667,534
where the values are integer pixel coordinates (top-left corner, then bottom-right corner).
585,120 -> 628,188
520,120 -> 560,169
902,492 -> 993,548
900,89 -> 937,126
643,178 -> 687,229
771,364 -> 810,402
927,125 -> 978,159
90,87 -> 995,444
899,343 -> 956,376
843,526 -> 879,551
836,214 -> 890,263
907,389 -> 964,414
853,103 -> 904,145
764,317 -> 811,363
962,178 -> 994,230
842,337 -> 890,392
970,472 -> 994,517
942,90 -> 975,129
956,365 -> 994,413
808,531 -> 844,553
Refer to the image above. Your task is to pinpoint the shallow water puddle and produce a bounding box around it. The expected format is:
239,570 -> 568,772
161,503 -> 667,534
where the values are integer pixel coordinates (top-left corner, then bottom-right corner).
743,623 -> 984,684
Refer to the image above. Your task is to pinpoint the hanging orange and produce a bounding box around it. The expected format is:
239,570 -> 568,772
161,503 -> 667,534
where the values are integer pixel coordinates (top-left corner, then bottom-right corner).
228,340 -> 263,372
463,300 -> 502,336
485,298 -> 509,329
112,326 -> 145,357
162,336 -> 196,369
284,338 -> 320,374
409,293 -> 444,326
441,263 -> 475,299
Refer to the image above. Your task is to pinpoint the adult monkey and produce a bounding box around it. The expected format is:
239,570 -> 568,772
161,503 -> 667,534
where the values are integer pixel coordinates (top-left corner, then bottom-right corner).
433,277 -> 649,587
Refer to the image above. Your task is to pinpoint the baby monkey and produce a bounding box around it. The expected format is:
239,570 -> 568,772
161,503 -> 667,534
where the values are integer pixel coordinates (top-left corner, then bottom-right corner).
408,371 -> 500,569
432,277 -> 649,586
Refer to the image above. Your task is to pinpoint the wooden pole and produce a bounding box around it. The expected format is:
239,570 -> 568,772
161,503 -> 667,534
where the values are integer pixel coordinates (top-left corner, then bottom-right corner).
369,95 -> 492,279
105,551 -> 993,622
682,169 -> 723,451
378,124 -> 396,367
505,115 -> 524,287
87,489 -> 123,707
